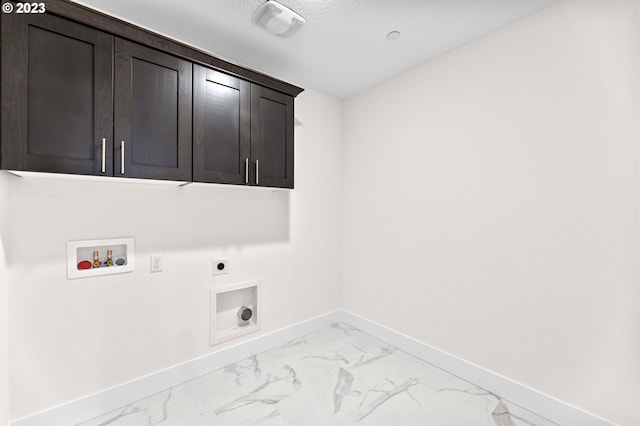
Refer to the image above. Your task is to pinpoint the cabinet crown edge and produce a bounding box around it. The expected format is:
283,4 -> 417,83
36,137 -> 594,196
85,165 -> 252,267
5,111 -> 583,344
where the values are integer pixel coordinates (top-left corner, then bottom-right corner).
39,0 -> 304,98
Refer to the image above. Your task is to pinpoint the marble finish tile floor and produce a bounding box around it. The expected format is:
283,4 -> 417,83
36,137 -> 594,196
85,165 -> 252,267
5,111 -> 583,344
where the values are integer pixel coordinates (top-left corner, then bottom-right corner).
78,323 -> 559,426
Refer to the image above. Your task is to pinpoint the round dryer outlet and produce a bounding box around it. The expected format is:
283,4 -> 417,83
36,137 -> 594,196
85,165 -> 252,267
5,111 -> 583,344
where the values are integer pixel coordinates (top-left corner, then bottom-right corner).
212,258 -> 230,275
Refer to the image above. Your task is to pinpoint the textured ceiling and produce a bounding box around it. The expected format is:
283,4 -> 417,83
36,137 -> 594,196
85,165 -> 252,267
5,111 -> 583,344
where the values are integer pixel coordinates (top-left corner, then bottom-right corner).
71,0 -> 558,98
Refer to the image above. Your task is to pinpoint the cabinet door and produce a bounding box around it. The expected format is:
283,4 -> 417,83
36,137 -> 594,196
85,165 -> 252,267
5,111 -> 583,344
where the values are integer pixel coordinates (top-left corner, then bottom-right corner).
193,65 -> 250,184
114,38 -> 192,181
1,13 -> 113,175
250,85 -> 294,188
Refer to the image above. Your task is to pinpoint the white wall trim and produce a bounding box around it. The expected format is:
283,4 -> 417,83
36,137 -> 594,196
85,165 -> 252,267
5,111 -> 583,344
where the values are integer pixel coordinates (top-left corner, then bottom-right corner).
11,309 -> 615,426
336,309 -> 616,426
10,311 -> 340,426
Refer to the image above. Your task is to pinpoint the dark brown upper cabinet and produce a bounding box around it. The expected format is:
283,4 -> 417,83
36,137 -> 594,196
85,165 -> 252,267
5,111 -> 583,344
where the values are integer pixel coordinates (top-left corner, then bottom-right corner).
1,0 -> 302,187
0,14 -> 192,181
193,65 -> 294,188
1,13 -> 114,176
114,38 -> 192,181
251,85 -> 294,189
193,65 -> 250,185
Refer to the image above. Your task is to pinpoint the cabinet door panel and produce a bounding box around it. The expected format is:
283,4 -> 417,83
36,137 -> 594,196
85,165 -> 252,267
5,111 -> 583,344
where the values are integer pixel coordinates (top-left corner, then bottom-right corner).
251,86 -> 294,188
1,13 -> 113,175
131,58 -> 179,168
193,65 -> 250,184
114,38 -> 192,181
28,26 -> 93,159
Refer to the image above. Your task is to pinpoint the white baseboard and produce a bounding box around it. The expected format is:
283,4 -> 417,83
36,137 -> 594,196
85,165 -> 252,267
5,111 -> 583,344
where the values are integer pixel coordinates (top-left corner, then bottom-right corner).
10,311 -> 340,426
11,309 -> 615,426
336,309 -> 615,426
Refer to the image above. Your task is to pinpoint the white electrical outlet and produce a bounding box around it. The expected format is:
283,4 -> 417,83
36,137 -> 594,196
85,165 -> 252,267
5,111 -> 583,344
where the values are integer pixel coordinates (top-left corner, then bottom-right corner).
212,258 -> 229,275
150,255 -> 163,273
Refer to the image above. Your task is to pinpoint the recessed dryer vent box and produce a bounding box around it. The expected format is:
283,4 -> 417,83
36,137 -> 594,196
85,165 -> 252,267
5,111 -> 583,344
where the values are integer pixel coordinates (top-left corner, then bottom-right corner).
210,280 -> 261,345
67,237 -> 135,279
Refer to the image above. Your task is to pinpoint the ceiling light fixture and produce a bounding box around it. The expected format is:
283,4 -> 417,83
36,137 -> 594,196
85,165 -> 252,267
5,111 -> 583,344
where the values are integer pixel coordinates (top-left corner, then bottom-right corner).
252,0 -> 306,38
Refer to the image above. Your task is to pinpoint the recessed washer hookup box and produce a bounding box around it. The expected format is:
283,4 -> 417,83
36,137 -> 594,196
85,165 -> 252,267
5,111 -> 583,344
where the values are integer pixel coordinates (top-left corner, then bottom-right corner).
67,237 -> 135,279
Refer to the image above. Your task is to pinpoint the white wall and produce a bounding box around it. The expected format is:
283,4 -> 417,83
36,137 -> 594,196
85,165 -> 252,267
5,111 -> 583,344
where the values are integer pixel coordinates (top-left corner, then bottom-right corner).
6,89 -> 342,419
1,172 -> 10,426
340,0 -> 639,424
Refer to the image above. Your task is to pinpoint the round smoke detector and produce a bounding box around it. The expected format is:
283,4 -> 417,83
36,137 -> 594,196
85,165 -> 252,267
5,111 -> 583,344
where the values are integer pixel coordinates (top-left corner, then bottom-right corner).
386,31 -> 401,41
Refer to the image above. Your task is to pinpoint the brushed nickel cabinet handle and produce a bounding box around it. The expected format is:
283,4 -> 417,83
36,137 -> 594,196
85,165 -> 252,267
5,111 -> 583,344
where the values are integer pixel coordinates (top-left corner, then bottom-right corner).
120,141 -> 125,175
101,138 -> 106,173
245,158 -> 249,184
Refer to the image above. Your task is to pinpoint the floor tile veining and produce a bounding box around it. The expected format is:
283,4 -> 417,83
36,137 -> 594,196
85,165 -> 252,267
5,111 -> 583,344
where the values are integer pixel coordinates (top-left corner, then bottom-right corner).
78,323 -> 558,426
